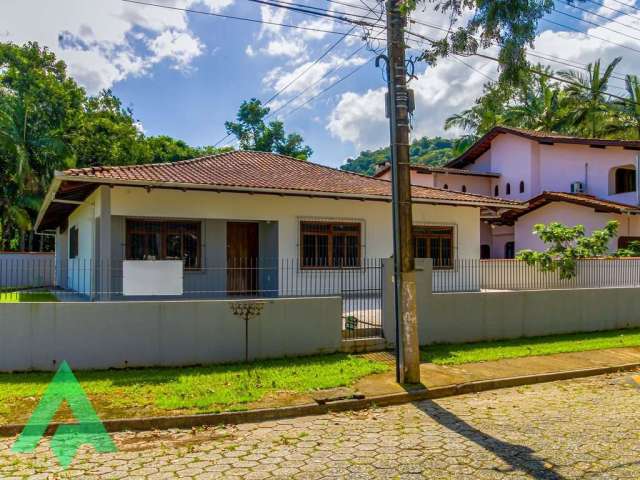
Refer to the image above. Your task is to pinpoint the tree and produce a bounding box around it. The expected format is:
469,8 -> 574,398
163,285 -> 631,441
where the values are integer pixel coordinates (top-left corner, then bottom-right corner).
558,57 -> 622,138
516,221 -> 619,279
0,95 -> 71,249
144,135 -> 231,163
72,90 -> 149,168
225,99 -> 312,160
606,74 -> 640,139
502,67 -> 566,132
616,240 -> 640,257
445,81 -> 511,137
0,41 -> 233,251
340,137 -> 458,175
416,0 -> 556,82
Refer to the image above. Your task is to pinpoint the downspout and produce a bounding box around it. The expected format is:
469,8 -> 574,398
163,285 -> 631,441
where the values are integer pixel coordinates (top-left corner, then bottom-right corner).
636,154 -> 640,206
584,163 -> 589,194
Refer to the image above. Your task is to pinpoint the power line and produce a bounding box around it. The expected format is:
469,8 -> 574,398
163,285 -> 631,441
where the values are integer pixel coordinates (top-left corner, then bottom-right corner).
120,0 -> 380,39
245,0 -> 374,26
407,13 -> 634,85
280,55 -> 376,120
565,1 -> 640,31
605,0 -> 640,13
228,1 -> 384,146
266,8 -> 387,121
406,27 -> 637,105
523,50 -> 629,91
450,55 -> 497,82
541,17 -> 640,55
551,7 -> 640,43
585,0 -> 640,19
213,30 -> 358,147
263,27 -> 356,105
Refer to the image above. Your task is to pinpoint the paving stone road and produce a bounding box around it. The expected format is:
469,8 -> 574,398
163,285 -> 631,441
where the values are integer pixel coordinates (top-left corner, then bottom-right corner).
2,371 -> 640,479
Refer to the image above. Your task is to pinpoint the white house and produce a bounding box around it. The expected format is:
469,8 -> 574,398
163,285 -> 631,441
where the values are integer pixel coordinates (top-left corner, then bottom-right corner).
35,151 -> 521,298
375,126 -> 640,258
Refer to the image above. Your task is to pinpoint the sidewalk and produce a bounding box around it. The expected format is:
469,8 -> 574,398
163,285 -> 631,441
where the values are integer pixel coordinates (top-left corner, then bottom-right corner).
3,346 -> 640,436
356,346 -> 640,397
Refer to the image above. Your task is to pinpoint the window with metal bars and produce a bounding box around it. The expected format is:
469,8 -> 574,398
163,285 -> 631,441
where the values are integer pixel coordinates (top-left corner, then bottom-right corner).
126,219 -> 201,269
300,221 -> 361,269
413,226 -> 454,269
615,168 -> 636,194
69,226 -> 79,259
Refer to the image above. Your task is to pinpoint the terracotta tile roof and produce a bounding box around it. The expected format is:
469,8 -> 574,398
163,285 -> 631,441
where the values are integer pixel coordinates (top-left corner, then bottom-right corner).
497,191 -> 640,225
374,162 -> 500,178
60,151 -> 521,208
446,126 -> 640,169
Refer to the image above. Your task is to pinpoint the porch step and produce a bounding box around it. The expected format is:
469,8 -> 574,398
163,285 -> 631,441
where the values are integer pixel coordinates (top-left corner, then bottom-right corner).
340,337 -> 387,354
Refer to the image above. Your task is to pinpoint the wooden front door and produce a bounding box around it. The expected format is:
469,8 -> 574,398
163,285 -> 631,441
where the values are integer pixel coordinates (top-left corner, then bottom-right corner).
227,222 -> 260,294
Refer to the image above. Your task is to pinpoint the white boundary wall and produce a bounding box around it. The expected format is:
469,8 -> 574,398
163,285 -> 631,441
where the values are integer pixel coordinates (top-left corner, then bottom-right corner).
0,297 -> 341,372
383,259 -> 640,346
0,252 -> 54,289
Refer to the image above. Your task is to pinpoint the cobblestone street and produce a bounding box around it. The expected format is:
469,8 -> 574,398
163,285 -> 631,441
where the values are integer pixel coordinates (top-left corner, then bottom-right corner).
2,371 -> 640,479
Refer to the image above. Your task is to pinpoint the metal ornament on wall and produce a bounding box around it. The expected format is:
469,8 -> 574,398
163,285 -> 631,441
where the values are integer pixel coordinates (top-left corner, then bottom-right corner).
230,301 -> 267,363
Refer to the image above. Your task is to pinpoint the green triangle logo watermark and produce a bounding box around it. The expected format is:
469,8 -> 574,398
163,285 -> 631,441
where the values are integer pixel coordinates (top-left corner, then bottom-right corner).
12,361 -> 117,469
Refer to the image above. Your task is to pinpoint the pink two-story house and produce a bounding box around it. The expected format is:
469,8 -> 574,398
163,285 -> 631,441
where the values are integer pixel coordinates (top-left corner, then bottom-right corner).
375,126 -> 640,258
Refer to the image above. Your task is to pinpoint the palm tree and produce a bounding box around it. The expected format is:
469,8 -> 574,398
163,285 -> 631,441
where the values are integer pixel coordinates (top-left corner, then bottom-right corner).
503,71 -> 564,132
558,57 -> 622,138
0,95 -> 68,248
606,74 -> 640,139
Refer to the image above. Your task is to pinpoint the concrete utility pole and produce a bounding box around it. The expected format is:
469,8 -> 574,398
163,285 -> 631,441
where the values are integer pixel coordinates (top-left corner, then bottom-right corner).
385,0 -> 420,384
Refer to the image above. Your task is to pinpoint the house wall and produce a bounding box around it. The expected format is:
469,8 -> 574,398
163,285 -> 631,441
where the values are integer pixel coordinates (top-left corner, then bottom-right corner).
58,187 -> 483,296
474,134 -> 640,201
513,202 -> 640,253
490,225 -> 515,259
108,186 -> 481,261
380,169 -> 492,195
466,149 -> 492,174
538,143 -> 638,199
109,217 -> 279,297
55,228 -> 68,288
0,296 -> 342,371
66,189 -> 100,294
432,173 -> 491,195
484,134 -> 535,201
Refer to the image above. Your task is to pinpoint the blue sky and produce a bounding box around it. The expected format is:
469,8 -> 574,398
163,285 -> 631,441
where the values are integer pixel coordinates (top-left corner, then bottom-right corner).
3,0 -> 640,168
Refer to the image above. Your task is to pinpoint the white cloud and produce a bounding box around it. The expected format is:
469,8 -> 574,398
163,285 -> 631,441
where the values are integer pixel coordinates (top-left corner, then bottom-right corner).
0,0 -> 232,93
147,29 -> 204,69
327,6 -> 640,151
328,88 -> 387,149
265,54 -> 368,111
262,38 -> 306,58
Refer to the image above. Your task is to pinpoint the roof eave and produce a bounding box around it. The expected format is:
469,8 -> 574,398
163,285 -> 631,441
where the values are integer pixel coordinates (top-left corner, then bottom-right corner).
54,174 -> 525,210
34,174 -> 63,233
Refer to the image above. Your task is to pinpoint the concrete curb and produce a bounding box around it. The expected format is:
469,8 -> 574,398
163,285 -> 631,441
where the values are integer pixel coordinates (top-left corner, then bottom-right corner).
2,361 -> 639,438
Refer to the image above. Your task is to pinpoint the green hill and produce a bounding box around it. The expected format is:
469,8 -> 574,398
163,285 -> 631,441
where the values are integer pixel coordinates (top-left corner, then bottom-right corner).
340,136 -> 462,176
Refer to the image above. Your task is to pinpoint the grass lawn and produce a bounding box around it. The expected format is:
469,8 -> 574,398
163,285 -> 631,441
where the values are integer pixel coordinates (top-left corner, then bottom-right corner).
421,328 -> 640,365
0,291 -> 58,302
0,353 -> 389,425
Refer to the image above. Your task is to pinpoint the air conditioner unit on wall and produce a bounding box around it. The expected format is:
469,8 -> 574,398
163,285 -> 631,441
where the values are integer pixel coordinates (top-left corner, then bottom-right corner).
571,181 -> 585,194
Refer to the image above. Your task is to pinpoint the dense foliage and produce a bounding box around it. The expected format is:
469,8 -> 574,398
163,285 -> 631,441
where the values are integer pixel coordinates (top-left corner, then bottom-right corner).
340,136 -> 467,175
414,0 -> 555,83
0,42 -> 234,251
445,58 -> 640,141
517,221 -> 620,279
225,98 -> 313,160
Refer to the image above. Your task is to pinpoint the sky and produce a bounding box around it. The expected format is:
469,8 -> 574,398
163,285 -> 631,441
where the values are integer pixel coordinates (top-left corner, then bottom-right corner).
2,0 -> 640,168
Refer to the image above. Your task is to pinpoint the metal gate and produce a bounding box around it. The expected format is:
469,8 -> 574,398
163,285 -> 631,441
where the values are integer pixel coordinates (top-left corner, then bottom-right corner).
341,258 -> 384,340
